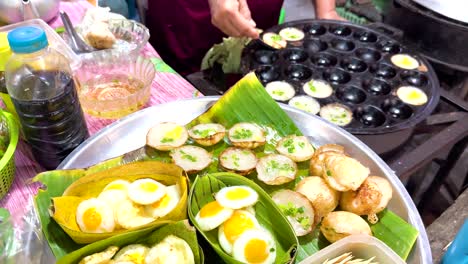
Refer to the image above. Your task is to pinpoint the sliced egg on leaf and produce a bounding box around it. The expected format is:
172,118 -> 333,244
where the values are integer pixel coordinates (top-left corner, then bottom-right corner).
114,244 -> 149,264
195,201 -> 234,231
391,54 -> 419,70
145,185 -> 181,218
76,198 -> 115,233
102,179 -> 131,192
97,189 -> 129,229
232,229 -> 277,264
218,210 -> 260,254
145,235 -> 195,264
115,200 -> 155,229
128,178 -> 167,205
215,186 -> 259,209
397,86 -> 428,106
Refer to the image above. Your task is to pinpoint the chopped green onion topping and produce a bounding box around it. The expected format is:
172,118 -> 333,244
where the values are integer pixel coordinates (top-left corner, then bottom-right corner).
267,160 -> 294,173
271,34 -> 282,42
272,90 -> 285,96
161,137 -> 174,143
179,150 -> 197,162
308,82 -> 317,92
232,128 -> 253,140
193,128 -> 216,138
282,138 -> 295,153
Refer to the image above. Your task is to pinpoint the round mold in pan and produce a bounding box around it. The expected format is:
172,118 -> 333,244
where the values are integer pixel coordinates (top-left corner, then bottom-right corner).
281,48 -> 309,63
242,19 -> 440,135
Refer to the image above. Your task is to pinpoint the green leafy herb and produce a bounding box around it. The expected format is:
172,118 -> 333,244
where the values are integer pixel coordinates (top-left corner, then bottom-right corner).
270,247 -> 275,252
276,162 -> 294,172
272,90 -> 285,96
271,34 -> 282,42
282,138 -> 296,153
297,216 -> 310,229
298,142 -> 305,148
180,150 -> 197,162
307,82 -> 317,92
193,128 -> 216,138
161,137 -> 174,143
326,170 -> 332,177
279,202 -> 305,217
231,128 -> 253,140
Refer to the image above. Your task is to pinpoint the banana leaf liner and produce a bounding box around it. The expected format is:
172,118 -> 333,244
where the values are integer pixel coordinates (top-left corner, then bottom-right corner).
34,161 -> 188,252
33,73 -> 420,260
188,172 -> 298,264
57,220 -> 204,264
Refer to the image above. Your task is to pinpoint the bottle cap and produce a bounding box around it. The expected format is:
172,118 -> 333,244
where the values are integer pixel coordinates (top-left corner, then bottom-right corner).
7,26 -> 48,54
0,32 -> 12,71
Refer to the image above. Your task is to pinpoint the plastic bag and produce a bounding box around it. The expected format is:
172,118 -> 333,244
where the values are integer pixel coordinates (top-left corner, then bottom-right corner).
0,199 -> 53,264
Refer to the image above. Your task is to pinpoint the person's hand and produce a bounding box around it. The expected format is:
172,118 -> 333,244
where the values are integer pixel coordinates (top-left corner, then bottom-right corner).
318,10 -> 346,21
208,0 -> 259,39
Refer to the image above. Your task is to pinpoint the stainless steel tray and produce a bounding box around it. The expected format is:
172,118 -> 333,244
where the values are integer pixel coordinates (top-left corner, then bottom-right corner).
57,96 -> 431,263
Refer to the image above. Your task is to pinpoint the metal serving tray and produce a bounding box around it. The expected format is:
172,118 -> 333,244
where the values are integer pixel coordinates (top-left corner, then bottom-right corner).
57,97 -> 431,263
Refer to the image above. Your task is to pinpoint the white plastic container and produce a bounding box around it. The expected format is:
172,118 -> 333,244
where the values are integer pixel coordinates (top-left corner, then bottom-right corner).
299,235 -> 406,264
0,19 -> 81,71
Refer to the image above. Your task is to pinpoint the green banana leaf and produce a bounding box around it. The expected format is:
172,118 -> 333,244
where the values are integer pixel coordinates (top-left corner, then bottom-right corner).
34,72 -> 419,262
370,209 -> 419,260
57,220 -> 204,264
188,173 -> 298,264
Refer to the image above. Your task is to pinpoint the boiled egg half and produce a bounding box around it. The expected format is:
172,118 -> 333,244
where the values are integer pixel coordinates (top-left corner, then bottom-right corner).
76,198 -> 115,233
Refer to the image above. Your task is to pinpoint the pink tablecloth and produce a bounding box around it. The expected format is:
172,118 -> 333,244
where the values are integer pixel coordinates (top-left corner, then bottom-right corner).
0,0 -> 199,225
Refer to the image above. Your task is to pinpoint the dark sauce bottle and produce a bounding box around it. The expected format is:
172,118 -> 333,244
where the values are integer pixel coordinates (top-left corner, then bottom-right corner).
5,27 -> 89,169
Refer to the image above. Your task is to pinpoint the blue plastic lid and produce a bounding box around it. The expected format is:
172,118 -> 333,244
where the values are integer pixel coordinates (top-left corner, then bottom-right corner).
7,26 -> 48,54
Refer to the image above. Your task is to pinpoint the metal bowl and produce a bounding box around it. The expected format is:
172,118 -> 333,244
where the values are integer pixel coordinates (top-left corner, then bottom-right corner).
57,97 -> 431,264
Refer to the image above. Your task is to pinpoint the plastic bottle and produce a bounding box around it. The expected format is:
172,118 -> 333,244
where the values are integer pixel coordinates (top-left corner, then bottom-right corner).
5,26 -> 89,169
0,33 -> 17,118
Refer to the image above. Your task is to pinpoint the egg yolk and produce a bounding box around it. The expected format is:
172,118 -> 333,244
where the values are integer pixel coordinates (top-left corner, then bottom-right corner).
127,253 -> 145,264
401,57 -> 414,67
244,238 -> 269,263
106,183 -> 127,191
226,188 -> 250,200
224,211 -> 256,243
164,126 -> 183,140
151,194 -> 171,208
200,201 -> 224,218
140,181 -> 158,192
408,90 -> 422,100
83,207 -> 102,230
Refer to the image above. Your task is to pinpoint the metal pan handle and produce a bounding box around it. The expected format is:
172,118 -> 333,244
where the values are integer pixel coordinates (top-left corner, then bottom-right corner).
367,22 -> 404,40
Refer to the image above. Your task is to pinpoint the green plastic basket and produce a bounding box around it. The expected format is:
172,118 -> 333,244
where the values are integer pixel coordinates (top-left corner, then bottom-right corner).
0,110 -> 19,199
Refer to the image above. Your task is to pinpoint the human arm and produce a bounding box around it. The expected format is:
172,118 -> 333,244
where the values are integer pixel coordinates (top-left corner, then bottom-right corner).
208,0 -> 259,38
314,0 -> 345,20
